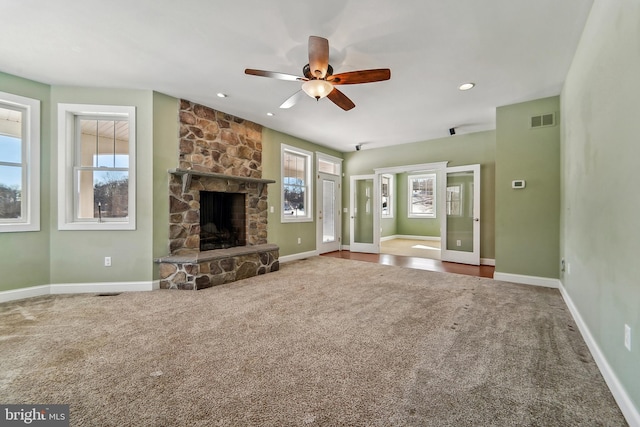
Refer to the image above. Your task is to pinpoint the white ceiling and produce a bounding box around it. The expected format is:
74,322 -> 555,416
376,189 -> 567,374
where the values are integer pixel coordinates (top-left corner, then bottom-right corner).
1,0 -> 593,153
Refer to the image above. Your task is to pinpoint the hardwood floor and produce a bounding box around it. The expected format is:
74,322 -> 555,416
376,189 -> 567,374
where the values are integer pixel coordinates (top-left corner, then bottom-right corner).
320,250 -> 495,279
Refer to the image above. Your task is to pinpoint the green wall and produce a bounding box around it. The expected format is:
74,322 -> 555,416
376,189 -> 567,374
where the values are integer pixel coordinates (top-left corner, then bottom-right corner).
152,92 -> 179,279
0,72 -> 51,291
561,0 -> 640,416
262,128 -> 342,257
495,96 -> 560,278
343,130 -> 496,260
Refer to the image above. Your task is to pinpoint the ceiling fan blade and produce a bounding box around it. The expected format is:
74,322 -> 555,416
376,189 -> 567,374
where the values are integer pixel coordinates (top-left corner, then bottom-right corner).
245,69 -> 305,81
327,87 -> 355,111
327,69 -> 391,85
308,36 -> 329,78
279,90 -> 305,109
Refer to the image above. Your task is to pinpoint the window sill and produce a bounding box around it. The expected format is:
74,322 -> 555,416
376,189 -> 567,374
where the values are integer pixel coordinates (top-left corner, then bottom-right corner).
58,222 -> 135,231
281,217 -> 313,223
0,223 -> 40,233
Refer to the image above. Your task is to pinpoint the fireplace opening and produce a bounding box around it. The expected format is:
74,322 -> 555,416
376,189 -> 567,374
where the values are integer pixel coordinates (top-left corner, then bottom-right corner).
200,191 -> 246,251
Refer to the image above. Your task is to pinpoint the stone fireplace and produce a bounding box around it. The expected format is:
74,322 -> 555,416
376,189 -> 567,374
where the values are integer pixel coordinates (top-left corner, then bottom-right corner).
156,100 -> 279,290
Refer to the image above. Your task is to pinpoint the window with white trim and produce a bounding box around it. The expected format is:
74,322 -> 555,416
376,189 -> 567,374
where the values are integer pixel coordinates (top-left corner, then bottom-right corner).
58,104 -> 136,230
381,174 -> 393,218
408,173 -> 436,218
446,184 -> 462,216
0,91 -> 40,232
316,152 -> 342,176
282,144 -> 312,222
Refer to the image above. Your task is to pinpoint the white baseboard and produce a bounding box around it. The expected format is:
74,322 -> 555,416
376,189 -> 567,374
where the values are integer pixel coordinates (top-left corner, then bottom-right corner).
279,250 -> 319,263
559,283 -> 640,427
0,281 -> 156,303
481,258 -> 496,266
0,285 -> 51,303
50,281 -> 156,295
493,272 -> 560,289
381,234 -> 441,242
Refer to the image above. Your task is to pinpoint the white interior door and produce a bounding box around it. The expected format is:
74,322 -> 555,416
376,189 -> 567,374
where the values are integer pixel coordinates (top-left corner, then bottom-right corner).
441,164 -> 480,265
350,174 -> 379,253
316,172 -> 341,254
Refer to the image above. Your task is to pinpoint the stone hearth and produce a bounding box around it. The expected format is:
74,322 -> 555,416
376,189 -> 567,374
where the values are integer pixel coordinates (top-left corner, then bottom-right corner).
157,244 -> 279,290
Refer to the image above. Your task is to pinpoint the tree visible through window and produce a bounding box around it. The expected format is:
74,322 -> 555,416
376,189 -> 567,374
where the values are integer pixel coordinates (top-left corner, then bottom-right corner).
408,173 -> 436,218
76,118 -> 130,220
0,132 -> 22,219
58,103 -> 135,230
282,145 -> 312,222
0,91 -> 40,232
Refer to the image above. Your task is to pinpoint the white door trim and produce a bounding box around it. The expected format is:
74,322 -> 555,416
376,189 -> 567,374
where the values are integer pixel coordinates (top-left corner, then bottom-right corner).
316,172 -> 341,254
350,174 -> 378,253
440,164 -> 481,265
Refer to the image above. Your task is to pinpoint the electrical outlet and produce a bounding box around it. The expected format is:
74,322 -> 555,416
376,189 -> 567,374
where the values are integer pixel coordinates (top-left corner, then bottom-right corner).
270,206 -> 274,213
456,240 -> 462,247
297,237 -> 301,244
567,263 -> 571,274
625,324 -> 631,351
104,257 -> 111,267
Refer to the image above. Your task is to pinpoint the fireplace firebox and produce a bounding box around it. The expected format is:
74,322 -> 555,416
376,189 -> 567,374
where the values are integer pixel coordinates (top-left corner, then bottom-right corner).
200,191 -> 246,251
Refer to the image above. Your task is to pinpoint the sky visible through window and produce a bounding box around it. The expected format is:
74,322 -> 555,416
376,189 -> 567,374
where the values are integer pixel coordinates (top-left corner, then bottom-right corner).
0,134 -> 22,188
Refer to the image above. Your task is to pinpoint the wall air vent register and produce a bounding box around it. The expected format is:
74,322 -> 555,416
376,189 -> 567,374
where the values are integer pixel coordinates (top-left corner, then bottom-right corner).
530,113 -> 555,128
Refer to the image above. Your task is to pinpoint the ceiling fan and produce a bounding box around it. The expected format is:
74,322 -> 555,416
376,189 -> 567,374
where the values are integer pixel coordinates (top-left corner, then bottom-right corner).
245,36 -> 391,111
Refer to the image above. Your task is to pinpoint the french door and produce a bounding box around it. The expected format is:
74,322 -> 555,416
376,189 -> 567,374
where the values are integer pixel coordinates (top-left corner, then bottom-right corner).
349,175 -> 378,253
440,164 -> 480,265
316,172 -> 341,254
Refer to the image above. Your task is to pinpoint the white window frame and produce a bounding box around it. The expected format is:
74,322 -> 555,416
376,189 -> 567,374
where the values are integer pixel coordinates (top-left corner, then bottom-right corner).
0,91 -> 40,233
58,103 -> 136,230
316,152 -> 342,177
381,174 -> 394,218
408,173 -> 437,218
281,144 -> 313,223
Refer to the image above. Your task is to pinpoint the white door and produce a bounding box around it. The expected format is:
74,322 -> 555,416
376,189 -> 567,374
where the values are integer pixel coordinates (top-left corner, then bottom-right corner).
441,164 -> 480,265
350,174 -> 379,253
317,172 -> 341,254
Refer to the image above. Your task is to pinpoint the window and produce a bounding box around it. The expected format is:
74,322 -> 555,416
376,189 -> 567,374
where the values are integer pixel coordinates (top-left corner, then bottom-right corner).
316,153 -> 342,176
446,185 -> 462,216
408,173 -> 436,218
381,174 -> 393,217
0,91 -> 40,232
58,104 -> 136,230
282,144 -> 312,222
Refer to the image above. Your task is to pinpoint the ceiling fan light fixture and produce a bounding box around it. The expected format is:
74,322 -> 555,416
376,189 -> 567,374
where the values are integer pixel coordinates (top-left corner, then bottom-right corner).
302,79 -> 333,100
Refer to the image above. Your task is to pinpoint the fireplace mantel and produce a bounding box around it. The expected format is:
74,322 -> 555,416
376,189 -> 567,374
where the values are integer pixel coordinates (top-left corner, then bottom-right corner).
168,168 -> 276,194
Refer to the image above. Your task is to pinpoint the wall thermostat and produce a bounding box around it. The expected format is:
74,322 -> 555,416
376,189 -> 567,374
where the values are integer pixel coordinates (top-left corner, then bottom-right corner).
512,180 -> 526,189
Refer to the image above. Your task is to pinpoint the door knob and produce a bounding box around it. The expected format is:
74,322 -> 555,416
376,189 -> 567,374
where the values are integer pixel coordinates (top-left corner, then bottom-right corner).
474,218 -> 480,222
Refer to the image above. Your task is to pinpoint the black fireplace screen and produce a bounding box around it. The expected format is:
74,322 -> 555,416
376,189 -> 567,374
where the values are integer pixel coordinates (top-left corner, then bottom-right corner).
200,192 -> 246,251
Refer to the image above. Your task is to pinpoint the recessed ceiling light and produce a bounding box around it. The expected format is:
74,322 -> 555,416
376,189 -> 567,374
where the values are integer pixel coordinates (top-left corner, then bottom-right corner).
266,112 -> 274,116
459,83 -> 475,91
216,93 -> 227,98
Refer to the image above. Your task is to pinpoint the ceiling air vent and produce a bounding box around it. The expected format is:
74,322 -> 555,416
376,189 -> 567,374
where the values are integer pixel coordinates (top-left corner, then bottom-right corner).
530,113 -> 555,128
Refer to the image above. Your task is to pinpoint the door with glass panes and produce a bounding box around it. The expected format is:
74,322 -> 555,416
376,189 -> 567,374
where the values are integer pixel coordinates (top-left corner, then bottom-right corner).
316,172 -> 341,254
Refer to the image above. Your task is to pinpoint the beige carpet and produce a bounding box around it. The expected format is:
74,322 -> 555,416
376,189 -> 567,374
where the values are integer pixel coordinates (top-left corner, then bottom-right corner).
0,257 -> 626,426
381,238 -> 441,259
